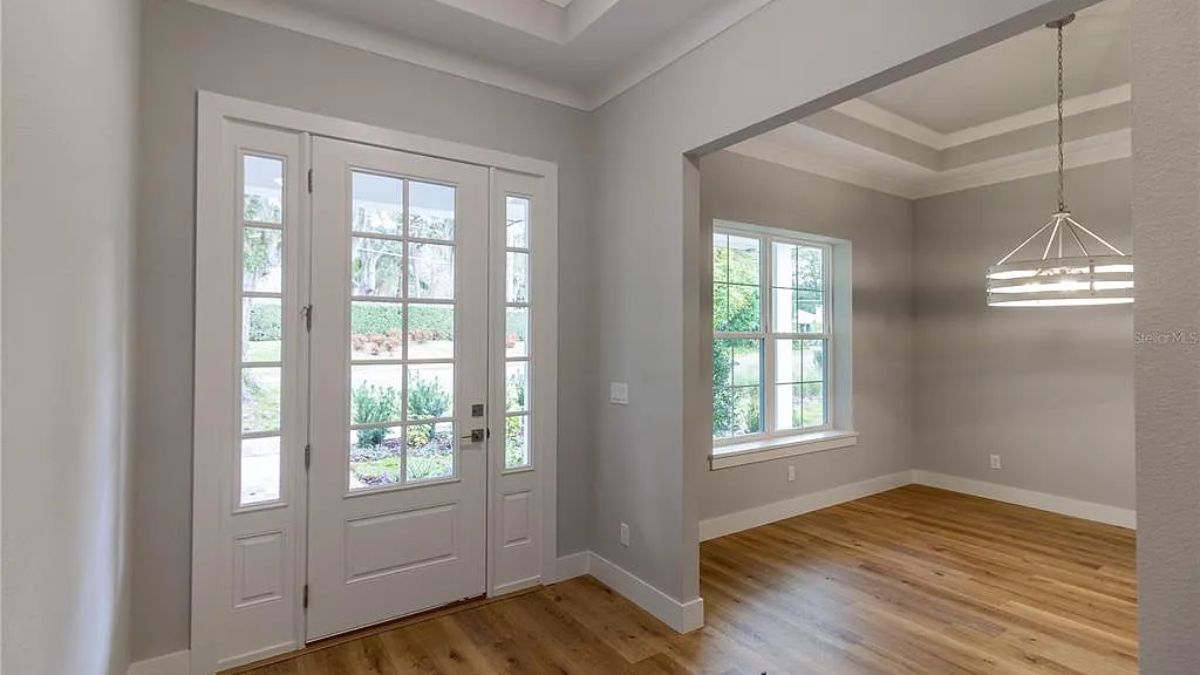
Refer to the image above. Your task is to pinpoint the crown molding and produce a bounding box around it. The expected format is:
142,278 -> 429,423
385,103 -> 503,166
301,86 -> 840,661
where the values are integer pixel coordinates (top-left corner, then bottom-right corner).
430,0 -> 566,43
943,83 -> 1131,147
565,0 -> 623,41
184,0 -> 592,108
917,127 -> 1130,198
728,137 -> 926,199
831,99 -> 949,150
182,0 -> 770,112
729,128 -> 1130,200
835,84 -> 1131,151
586,0 -> 774,109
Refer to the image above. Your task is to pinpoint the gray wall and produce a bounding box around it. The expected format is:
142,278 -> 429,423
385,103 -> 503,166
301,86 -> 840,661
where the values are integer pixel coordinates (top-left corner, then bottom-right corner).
133,0 -> 594,660
698,151 -> 915,519
914,160 -> 1134,509
1,0 -> 141,672
590,0 -> 1078,606
130,0 -> 1096,662
1132,0 -> 1200,669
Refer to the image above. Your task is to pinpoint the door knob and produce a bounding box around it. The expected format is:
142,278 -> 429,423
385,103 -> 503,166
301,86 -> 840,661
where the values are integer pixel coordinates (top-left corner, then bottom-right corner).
460,428 -> 486,443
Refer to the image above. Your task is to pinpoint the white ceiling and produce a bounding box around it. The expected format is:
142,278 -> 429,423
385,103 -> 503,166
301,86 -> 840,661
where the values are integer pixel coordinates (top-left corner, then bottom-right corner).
863,0 -> 1129,133
729,0 -> 1131,200
188,0 -> 771,110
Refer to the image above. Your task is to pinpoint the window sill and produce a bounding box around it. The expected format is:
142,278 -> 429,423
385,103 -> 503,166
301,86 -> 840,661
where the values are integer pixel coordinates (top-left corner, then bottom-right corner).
710,430 -> 859,470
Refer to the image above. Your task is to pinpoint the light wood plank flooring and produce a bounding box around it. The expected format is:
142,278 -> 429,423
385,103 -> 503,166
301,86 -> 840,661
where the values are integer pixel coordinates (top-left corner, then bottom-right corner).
233,485 -> 1137,674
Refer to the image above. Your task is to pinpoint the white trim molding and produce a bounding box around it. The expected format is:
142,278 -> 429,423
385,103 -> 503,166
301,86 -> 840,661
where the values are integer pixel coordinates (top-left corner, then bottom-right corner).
551,552 -> 704,633
911,470 -> 1136,529
127,650 -> 191,675
588,553 -> 705,633
711,430 -> 858,470
833,99 -> 949,149
835,85 -> 1132,152
727,137 -> 926,199
181,0 -> 771,111
586,0 -> 773,109
552,551 -> 592,582
729,127 -> 1130,200
738,82 -> 1132,200
916,128 -> 1130,198
700,468 -> 1136,542
699,470 -> 911,541
182,0 -> 590,109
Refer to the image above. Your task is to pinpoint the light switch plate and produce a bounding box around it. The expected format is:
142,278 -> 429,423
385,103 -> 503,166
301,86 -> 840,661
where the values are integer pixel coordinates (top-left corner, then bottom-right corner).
610,382 -> 629,405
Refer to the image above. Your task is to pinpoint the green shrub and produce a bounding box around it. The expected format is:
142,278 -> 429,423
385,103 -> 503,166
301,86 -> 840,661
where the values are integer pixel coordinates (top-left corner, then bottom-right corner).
506,415 -> 527,467
246,302 -> 282,341
351,383 -> 401,448
351,304 -> 453,339
408,376 -> 450,419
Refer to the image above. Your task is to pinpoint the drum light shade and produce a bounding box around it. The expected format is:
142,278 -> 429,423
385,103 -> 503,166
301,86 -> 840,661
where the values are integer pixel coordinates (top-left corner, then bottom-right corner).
987,16 -> 1133,308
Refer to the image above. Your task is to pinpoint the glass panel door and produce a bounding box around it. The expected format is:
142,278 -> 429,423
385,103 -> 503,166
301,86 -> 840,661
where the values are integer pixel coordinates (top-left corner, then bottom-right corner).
306,138 -> 489,640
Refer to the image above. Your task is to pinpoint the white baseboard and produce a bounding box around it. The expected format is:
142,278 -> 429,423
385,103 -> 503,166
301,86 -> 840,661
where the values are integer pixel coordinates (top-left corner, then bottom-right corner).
127,650 -> 190,675
699,470 -> 912,541
129,553 -> 693,675
585,552 -> 704,633
553,550 -> 592,582
912,470 -> 1136,529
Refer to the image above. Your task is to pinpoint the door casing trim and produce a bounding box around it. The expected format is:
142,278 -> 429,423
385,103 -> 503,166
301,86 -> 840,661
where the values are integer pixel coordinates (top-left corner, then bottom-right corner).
192,90 -> 559,674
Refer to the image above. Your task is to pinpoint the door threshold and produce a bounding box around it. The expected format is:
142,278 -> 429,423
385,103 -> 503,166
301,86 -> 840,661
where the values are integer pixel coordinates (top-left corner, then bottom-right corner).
219,589 -> 535,674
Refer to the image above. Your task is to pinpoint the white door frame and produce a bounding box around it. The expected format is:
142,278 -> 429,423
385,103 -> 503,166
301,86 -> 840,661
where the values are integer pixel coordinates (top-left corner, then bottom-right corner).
192,91 -> 558,674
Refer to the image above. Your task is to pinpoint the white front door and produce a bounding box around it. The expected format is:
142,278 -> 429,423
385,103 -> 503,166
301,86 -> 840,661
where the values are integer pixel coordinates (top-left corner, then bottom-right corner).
306,137 -> 489,640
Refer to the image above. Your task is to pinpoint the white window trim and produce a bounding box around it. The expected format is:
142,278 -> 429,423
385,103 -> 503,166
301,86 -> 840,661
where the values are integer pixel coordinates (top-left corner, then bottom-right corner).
711,221 -> 855,470
710,430 -> 859,469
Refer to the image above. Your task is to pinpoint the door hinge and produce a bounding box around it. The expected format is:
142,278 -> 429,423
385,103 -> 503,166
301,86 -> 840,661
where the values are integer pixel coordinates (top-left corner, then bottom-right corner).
307,168 -> 313,194
304,444 -> 311,470
302,304 -> 313,332
303,584 -> 309,609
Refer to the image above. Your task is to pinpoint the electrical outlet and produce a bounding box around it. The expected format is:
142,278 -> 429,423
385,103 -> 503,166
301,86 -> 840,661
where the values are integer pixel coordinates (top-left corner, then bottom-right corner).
610,382 -> 629,406
620,522 -> 630,547
990,454 -> 1002,470
787,464 -> 796,482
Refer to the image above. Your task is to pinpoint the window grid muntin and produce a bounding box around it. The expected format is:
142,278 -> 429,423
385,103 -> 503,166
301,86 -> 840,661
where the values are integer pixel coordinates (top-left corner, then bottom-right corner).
713,226 -> 833,448
238,152 -> 287,508
348,171 -> 458,492
504,194 -> 533,471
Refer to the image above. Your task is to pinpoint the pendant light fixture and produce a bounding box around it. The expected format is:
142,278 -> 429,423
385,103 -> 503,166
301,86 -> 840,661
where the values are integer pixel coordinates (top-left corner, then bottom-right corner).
986,15 -> 1133,307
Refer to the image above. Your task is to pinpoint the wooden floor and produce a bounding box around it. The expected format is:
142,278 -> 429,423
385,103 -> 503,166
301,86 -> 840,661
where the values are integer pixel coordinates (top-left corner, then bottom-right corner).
235,485 -> 1137,674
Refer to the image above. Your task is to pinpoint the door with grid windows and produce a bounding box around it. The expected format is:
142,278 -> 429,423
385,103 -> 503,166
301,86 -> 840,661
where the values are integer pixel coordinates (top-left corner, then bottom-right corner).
306,138 -> 489,640
194,98 -> 558,671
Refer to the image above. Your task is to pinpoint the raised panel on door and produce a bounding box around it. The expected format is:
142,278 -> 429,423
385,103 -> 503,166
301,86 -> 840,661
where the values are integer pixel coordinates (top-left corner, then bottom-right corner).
306,137 -> 489,640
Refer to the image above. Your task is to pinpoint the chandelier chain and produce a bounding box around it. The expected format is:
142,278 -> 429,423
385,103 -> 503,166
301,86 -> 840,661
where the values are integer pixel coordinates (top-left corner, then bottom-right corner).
1056,22 -> 1066,213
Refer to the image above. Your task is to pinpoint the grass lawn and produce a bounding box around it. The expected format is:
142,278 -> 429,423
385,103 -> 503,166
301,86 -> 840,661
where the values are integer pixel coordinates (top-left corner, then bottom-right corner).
246,340 -> 281,362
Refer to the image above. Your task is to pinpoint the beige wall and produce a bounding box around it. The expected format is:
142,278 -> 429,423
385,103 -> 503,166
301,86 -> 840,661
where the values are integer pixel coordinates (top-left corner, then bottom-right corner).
913,159 -> 1134,508
2,0 -> 141,672
698,151 -> 915,519
133,0 -> 595,660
